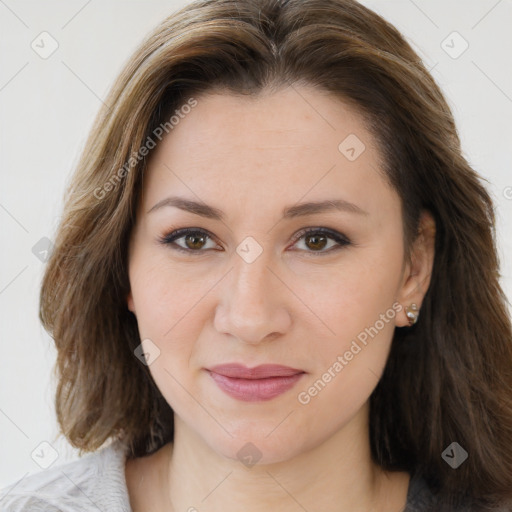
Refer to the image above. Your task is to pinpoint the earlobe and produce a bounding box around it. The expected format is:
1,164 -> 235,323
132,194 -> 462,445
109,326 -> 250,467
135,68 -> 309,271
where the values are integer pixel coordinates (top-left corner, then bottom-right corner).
404,303 -> 420,326
396,210 -> 436,327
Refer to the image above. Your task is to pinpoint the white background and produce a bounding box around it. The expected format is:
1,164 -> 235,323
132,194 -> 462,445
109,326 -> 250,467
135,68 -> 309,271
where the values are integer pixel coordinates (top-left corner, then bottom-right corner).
1,0 -> 511,489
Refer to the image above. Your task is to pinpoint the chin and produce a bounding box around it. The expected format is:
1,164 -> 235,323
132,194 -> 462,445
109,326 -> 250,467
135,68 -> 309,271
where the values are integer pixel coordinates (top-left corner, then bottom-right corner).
201,421 -> 312,467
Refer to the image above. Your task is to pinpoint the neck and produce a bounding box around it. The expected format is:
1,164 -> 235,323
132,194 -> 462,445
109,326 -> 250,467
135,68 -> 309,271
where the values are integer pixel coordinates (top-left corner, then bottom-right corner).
163,404 -> 409,512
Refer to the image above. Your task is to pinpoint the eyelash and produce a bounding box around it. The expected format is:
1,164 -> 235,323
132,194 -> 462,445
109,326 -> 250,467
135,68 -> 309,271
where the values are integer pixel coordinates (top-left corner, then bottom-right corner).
158,227 -> 351,256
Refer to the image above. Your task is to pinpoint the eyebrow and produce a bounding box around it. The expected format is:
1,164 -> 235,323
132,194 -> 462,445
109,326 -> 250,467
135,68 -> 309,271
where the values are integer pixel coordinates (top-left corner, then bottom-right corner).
147,196 -> 368,220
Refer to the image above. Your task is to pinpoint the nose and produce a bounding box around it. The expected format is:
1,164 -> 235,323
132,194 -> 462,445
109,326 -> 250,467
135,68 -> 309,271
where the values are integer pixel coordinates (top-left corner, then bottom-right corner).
213,250 -> 292,345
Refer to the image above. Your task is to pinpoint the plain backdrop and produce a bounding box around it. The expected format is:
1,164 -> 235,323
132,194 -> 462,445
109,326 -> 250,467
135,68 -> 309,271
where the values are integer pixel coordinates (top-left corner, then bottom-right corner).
1,0 -> 511,489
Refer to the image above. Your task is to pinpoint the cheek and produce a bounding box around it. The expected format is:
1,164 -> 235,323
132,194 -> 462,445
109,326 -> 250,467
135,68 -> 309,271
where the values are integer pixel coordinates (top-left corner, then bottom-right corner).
129,252 -> 206,336
296,246 -> 403,391
298,252 -> 402,340
128,253 -> 226,401
128,260 -> 207,412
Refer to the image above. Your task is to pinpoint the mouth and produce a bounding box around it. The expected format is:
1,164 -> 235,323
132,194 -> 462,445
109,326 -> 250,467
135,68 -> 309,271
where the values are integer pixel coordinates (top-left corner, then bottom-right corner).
206,363 -> 306,402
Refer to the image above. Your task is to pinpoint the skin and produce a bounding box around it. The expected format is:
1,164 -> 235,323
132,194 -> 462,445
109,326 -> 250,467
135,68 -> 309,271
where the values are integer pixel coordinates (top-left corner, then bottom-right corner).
125,84 -> 436,512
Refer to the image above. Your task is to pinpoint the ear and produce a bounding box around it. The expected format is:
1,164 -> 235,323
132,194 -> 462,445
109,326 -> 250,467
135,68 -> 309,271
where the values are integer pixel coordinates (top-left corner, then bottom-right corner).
395,210 -> 436,327
127,291 -> 136,314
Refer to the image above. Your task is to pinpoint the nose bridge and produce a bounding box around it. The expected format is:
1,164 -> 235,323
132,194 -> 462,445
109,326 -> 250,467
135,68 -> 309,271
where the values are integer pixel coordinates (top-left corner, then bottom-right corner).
230,246 -> 275,314
230,230 -> 274,296
214,243 -> 291,343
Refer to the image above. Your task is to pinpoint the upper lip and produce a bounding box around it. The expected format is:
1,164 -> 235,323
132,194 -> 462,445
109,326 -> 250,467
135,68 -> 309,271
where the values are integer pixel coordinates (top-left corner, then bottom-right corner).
208,363 -> 305,379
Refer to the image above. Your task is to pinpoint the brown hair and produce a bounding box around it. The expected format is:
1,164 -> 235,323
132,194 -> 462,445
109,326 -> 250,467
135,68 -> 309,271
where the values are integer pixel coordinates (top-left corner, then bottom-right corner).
40,0 -> 512,508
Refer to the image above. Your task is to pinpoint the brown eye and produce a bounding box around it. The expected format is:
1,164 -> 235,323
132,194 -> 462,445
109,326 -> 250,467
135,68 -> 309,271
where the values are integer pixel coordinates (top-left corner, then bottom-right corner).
160,228 -> 219,253
184,232 -> 208,250
304,233 -> 329,251
292,228 -> 351,254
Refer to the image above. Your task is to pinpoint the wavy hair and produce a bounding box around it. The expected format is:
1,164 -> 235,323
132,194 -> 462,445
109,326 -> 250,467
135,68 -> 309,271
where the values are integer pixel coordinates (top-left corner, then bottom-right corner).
40,0 -> 512,509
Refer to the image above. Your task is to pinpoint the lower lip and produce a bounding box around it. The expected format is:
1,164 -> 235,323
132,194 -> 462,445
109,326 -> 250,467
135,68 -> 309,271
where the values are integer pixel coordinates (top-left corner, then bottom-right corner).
208,371 -> 305,401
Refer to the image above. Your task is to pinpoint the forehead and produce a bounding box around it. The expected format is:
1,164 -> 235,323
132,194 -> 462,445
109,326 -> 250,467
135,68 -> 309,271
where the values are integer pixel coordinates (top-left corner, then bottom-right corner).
140,85 -> 397,220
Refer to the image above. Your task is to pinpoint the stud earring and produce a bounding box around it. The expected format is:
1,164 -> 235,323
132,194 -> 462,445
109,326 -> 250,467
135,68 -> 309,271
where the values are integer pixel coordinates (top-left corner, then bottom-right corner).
405,303 -> 420,326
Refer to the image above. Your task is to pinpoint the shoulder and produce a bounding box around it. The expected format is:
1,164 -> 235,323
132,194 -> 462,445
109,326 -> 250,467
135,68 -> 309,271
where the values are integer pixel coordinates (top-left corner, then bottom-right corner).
0,440 -> 132,512
405,472 -> 512,512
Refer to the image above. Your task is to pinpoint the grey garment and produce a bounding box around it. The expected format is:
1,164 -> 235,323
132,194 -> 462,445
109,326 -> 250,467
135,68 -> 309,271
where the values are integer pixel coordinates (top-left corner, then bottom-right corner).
403,471 -> 439,512
0,440 -> 492,512
0,440 -> 132,512
404,473 -> 512,512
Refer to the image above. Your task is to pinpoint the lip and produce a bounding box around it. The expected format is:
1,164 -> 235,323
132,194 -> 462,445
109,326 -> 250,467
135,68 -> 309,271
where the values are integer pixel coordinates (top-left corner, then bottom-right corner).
207,364 -> 305,402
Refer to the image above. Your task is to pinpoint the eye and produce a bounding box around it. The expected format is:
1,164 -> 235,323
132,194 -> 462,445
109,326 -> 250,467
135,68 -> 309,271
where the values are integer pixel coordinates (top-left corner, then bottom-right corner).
159,228 -> 219,254
290,227 -> 351,255
159,227 -> 351,255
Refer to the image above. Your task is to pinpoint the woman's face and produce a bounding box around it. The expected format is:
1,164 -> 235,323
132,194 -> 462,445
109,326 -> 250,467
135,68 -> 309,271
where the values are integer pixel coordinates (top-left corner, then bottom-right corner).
127,85 -> 432,464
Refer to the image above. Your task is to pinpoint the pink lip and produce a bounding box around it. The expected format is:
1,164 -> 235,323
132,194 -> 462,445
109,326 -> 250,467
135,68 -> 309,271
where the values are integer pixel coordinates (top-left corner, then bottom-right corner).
207,364 -> 305,402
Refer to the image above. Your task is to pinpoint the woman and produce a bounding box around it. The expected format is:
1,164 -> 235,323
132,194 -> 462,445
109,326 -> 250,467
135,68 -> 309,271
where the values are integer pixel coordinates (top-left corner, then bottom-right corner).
1,0 -> 511,511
